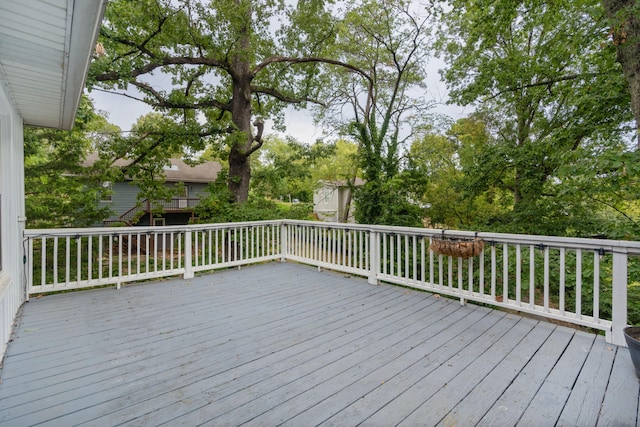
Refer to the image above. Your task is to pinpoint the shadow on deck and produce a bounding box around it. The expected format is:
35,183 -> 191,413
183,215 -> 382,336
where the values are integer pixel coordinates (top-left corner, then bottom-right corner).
1,262 -> 638,426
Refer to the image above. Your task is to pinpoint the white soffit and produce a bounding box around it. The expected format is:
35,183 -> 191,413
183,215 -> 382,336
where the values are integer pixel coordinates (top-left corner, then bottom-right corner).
0,0 -> 107,130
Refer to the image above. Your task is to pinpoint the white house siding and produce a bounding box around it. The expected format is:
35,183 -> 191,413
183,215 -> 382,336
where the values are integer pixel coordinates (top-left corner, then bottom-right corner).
103,182 -> 142,218
313,183 -> 357,223
314,186 -> 340,222
0,79 -> 26,359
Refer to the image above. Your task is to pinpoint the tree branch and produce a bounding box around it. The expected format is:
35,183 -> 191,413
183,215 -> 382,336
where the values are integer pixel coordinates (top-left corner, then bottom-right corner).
486,72 -> 608,100
100,14 -> 169,61
94,56 -> 230,82
252,56 -> 371,84
246,118 -> 265,156
593,197 -> 638,225
130,81 -> 231,111
251,85 -> 327,107
120,135 -> 168,175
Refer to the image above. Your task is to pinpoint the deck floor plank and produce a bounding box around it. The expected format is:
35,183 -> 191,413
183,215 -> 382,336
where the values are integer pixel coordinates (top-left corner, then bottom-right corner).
158,293 -> 477,426
474,326 -> 577,426
3,267 -> 402,425
597,348 -> 640,427
366,317 -> 552,427
84,288 -> 442,426
288,309 -> 513,427
557,337 -> 617,427
318,312 -> 521,427
0,262 -> 638,426
515,330 -> 596,427
1,275 -> 392,404
236,307 -> 495,427
396,315 -> 535,426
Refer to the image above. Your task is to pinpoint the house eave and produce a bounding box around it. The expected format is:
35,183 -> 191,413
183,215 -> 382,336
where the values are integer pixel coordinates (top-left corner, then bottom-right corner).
0,0 -> 107,130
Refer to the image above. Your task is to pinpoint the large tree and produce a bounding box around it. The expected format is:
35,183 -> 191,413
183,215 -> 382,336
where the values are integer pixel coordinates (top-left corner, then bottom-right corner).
89,0 -> 364,203
603,0 -> 640,147
438,0 -> 633,232
318,0 -> 433,225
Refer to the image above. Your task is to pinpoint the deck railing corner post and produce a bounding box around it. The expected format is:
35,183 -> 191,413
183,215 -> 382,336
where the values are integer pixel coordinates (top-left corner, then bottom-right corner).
24,234 -> 32,301
368,229 -> 380,285
184,229 -> 194,279
280,222 -> 288,262
609,249 -> 628,346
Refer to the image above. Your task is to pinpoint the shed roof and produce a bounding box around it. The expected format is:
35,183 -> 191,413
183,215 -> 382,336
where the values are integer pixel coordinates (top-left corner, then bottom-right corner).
318,178 -> 365,188
0,0 -> 107,130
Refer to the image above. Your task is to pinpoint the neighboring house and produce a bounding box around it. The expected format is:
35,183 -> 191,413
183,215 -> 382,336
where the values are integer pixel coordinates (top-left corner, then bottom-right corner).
84,154 -> 221,226
313,179 -> 364,223
0,1 -> 106,358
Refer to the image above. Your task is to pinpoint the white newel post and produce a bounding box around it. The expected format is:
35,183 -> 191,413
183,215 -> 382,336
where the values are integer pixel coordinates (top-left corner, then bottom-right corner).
280,222 -> 287,262
609,249 -> 628,346
25,235 -> 33,301
184,230 -> 194,279
368,230 -> 380,285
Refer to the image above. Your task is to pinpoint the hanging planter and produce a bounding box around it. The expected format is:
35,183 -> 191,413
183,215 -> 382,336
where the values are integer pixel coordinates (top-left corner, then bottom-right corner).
429,233 -> 484,258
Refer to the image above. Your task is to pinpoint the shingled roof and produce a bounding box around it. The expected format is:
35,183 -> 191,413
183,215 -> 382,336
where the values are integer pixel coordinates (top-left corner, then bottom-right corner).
83,153 -> 221,183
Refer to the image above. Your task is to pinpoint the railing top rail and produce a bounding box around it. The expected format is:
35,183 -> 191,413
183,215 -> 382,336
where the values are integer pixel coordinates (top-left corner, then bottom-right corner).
282,220 -> 373,233
24,220 -> 285,238
23,219 -> 640,254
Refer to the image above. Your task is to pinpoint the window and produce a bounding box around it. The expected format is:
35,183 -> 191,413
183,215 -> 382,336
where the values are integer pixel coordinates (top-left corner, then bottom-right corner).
153,218 -> 165,226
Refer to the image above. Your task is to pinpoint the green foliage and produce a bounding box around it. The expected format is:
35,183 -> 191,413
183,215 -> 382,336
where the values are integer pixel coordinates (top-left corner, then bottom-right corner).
432,0 -> 634,236
556,147 -> 640,239
251,136 -> 332,202
92,112 -> 210,207
195,169 -> 313,223
317,0 -> 432,226
408,113 -> 640,238
442,0 -> 632,234
89,0 -> 354,203
354,176 -> 424,228
24,96 -> 115,228
286,202 -> 315,220
309,139 -> 360,182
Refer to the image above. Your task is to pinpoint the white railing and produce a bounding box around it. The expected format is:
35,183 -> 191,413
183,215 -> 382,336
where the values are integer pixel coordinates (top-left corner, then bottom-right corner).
24,221 -> 282,293
24,220 -> 640,345
284,222 -> 371,278
188,222 -> 282,273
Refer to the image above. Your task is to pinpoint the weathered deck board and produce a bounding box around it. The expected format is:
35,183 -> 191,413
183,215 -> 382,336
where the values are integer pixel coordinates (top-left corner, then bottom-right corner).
0,262 -> 638,426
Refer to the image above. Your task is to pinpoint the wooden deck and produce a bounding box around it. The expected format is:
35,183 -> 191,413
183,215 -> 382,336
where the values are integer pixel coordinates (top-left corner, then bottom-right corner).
0,262 -> 638,426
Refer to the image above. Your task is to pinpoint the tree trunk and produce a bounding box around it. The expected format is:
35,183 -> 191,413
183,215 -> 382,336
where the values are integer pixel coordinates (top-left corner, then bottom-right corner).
227,2 -> 254,204
604,0 -> 640,148
228,143 -> 251,203
339,178 -> 354,223
228,76 -> 253,203
514,170 -> 522,205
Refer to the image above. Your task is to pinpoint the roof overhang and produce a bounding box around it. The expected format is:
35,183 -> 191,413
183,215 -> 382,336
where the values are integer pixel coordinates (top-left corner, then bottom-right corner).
0,0 -> 107,130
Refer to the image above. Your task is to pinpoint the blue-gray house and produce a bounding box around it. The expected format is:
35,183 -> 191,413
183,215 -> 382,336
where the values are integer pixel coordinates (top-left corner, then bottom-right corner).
84,154 -> 221,226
